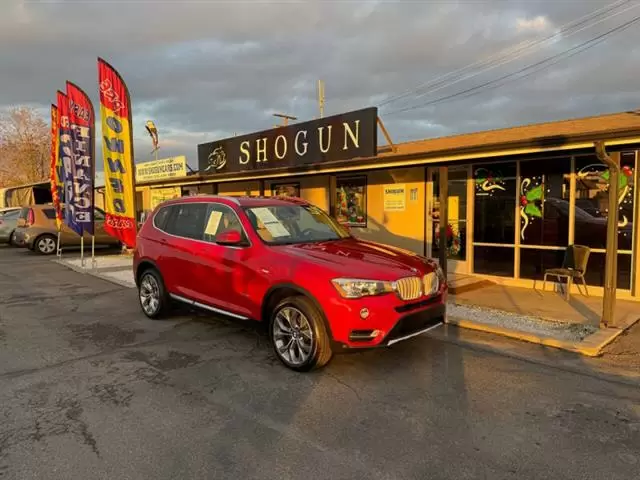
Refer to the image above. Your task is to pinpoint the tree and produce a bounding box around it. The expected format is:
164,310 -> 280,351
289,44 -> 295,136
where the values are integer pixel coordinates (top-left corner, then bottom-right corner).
0,107 -> 50,187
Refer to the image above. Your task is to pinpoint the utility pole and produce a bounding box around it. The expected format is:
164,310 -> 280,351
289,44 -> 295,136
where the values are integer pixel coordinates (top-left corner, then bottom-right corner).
595,141 -> 619,328
318,80 -> 325,118
272,113 -> 297,127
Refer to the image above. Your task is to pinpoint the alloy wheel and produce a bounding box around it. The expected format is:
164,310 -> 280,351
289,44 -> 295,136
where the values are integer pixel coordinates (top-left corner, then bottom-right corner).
38,237 -> 56,254
139,273 -> 161,316
272,306 -> 314,367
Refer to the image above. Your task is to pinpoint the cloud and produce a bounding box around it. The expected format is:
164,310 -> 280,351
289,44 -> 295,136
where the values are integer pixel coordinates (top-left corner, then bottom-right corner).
516,15 -> 551,33
1,0 -> 639,172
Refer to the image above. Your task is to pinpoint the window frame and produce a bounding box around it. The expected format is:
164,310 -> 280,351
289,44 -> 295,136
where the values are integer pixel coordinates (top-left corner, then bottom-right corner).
151,201 -> 252,248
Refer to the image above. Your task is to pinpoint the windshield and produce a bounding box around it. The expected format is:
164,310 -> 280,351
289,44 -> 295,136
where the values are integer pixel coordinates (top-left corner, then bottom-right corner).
244,204 -> 351,245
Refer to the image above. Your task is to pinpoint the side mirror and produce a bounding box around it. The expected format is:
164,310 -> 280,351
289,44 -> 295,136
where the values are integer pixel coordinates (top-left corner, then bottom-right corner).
216,229 -> 245,246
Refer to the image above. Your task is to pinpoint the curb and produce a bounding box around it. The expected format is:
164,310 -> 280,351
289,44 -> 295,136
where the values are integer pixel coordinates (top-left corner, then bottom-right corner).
429,325 -> 640,387
53,258 -> 135,289
445,316 -> 630,357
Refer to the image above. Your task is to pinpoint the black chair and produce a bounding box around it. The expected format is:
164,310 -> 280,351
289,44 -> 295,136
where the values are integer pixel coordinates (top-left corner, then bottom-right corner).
543,245 -> 591,300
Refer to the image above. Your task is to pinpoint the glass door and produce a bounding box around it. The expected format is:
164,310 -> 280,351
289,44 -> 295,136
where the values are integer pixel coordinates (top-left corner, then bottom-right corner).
426,166 -> 470,273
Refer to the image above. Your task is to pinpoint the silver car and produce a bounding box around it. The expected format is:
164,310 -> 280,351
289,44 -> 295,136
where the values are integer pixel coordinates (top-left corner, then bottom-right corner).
0,208 -> 21,245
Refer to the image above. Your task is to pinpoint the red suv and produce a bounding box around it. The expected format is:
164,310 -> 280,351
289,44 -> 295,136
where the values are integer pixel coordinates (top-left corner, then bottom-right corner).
134,195 -> 447,371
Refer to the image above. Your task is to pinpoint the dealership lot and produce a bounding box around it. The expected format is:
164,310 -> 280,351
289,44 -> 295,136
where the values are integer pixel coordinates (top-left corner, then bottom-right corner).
0,246 -> 639,480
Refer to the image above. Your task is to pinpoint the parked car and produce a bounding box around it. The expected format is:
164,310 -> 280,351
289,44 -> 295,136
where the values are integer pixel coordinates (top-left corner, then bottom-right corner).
0,208 -> 21,245
12,204 -> 121,254
133,195 -> 447,371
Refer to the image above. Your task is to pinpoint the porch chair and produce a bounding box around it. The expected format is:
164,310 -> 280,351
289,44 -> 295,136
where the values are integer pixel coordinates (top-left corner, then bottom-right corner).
543,245 -> 591,300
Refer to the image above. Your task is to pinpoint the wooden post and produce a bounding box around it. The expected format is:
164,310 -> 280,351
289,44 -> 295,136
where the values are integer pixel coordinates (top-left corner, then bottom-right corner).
439,166 -> 448,278
595,142 -> 619,328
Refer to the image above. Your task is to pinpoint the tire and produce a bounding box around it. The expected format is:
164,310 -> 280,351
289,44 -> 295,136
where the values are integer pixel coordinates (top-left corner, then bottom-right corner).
269,296 -> 333,372
137,268 -> 170,319
35,234 -> 57,255
8,231 -> 16,247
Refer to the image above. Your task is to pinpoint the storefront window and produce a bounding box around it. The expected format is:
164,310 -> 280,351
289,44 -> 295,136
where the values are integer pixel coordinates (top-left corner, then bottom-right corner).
473,246 -> 515,277
473,162 -> 517,244
271,182 -> 300,198
432,168 -> 467,261
334,176 -> 367,227
519,157 -> 571,246
574,152 -> 635,251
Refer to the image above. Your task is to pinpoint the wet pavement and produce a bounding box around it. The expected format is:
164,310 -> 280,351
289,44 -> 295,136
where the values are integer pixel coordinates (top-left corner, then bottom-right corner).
0,246 -> 639,480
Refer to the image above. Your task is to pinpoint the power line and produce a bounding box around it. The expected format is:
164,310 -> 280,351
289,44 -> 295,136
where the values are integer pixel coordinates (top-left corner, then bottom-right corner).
378,0 -> 634,109
385,14 -> 640,117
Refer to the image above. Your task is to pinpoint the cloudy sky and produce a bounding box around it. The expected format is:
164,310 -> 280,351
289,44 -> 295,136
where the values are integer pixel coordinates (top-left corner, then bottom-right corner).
2,0 -> 640,170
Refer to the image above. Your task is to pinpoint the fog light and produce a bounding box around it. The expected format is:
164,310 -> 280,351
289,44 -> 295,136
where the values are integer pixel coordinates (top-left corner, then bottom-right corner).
360,308 -> 370,319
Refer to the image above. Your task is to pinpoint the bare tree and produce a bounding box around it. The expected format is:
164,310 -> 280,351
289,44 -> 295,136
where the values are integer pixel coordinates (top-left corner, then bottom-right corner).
0,107 -> 50,187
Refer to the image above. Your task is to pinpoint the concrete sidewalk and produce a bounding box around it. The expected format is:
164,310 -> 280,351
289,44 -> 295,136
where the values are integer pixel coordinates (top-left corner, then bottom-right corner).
53,255 -> 640,357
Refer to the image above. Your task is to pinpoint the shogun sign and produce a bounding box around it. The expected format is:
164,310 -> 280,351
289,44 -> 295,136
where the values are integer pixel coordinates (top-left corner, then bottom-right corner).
136,156 -> 188,182
197,107 -> 377,175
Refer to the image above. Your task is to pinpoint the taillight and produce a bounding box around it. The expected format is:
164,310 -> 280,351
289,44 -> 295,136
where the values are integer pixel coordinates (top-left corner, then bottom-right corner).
26,209 -> 35,227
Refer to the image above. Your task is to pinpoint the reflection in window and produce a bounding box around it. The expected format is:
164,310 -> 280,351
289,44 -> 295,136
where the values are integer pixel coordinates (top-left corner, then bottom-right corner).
519,157 -> 570,246
574,153 -> 635,251
473,162 -> 516,244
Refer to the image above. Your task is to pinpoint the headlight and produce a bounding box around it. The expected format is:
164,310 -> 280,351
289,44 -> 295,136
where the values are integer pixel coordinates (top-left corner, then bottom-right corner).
331,278 -> 394,299
434,264 -> 446,284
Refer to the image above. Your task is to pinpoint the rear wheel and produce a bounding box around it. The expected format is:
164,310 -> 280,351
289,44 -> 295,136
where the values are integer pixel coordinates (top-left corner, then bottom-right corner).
35,234 -> 57,255
269,296 -> 333,372
138,268 -> 170,319
8,231 -> 16,247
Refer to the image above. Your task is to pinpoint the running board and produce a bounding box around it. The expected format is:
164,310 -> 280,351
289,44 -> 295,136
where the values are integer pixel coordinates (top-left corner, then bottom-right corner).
169,293 -> 249,321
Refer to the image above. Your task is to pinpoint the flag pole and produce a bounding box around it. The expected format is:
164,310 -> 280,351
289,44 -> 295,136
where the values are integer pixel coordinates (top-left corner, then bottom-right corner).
80,235 -> 85,268
91,235 -> 96,270
56,225 -> 62,258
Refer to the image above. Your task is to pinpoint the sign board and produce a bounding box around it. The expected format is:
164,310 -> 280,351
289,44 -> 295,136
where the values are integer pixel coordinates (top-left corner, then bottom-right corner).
150,187 -> 181,209
198,107 -> 377,175
136,156 -> 188,183
383,184 -> 406,211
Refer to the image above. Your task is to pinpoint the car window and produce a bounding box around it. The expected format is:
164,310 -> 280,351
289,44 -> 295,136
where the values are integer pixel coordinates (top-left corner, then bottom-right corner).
43,208 -> 56,220
153,206 -> 171,231
203,204 -> 248,244
244,204 -> 350,245
164,203 -> 208,240
2,210 -> 20,219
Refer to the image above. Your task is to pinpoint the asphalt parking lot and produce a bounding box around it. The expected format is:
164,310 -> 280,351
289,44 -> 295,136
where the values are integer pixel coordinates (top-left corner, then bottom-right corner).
1,245 -> 639,480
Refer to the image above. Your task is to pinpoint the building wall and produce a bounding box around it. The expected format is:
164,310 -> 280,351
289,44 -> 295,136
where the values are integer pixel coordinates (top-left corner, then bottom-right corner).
218,180 -> 261,196
344,167 -> 426,255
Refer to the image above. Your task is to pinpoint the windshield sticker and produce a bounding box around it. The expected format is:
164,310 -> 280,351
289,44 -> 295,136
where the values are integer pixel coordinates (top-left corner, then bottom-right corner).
204,210 -> 223,236
251,207 -> 290,238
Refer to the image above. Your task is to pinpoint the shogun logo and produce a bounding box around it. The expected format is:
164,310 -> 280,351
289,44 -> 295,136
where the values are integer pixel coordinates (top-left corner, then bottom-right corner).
205,146 -> 227,172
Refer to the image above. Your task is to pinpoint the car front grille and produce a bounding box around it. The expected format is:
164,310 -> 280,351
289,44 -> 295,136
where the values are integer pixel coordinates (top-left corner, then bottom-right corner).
394,276 -> 422,301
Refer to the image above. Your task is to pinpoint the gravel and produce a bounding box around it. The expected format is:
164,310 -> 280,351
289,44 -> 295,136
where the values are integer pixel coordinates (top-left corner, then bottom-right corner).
447,302 -> 598,342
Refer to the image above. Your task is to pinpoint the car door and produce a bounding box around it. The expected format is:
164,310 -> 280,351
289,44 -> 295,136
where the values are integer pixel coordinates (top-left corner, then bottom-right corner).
160,202 -> 209,301
195,203 -> 258,318
57,206 -> 82,246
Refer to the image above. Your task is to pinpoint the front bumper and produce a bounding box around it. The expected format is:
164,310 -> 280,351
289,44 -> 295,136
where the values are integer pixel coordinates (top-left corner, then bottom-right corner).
327,291 -> 447,351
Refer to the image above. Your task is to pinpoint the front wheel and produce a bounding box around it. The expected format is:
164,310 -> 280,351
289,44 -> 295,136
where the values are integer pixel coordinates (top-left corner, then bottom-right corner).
269,296 -> 333,372
138,269 -> 170,319
35,234 -> 57,255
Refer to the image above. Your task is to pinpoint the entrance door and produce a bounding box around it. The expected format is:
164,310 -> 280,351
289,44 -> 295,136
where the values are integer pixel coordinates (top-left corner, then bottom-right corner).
426,166 -> 470,274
